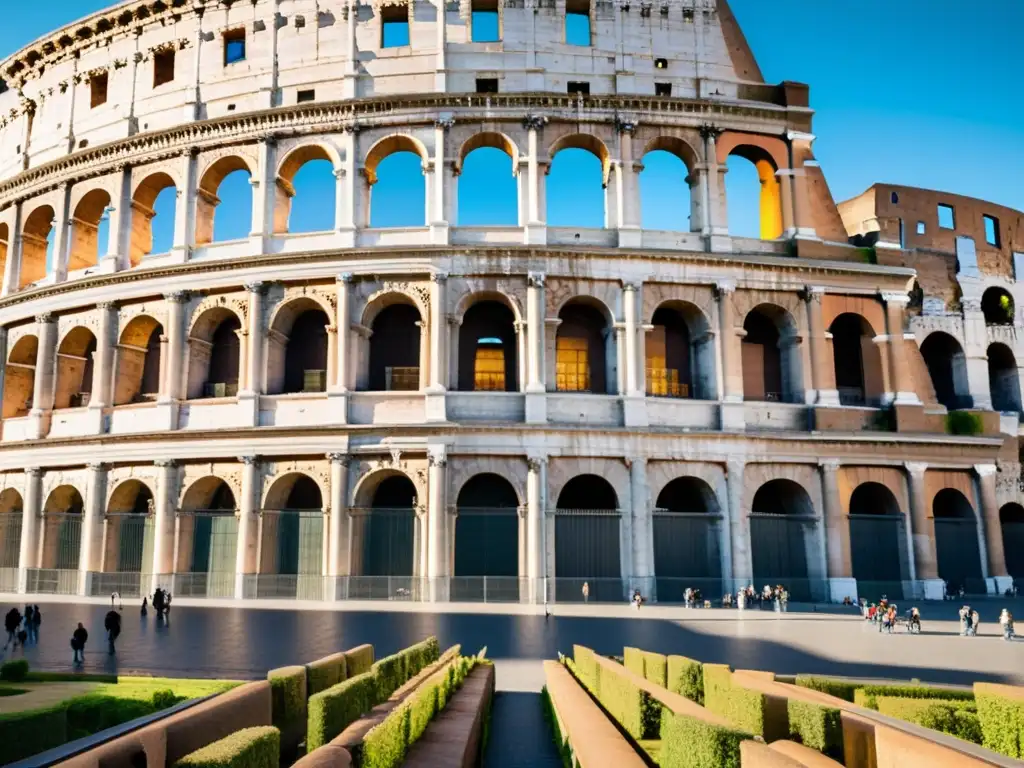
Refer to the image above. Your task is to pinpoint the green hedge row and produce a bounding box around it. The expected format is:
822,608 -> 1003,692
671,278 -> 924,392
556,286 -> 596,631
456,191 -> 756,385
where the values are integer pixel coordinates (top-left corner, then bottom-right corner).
0,659 -> 29,681
874,696 -> 982,745
345,645 -> 375,678
667,655 -> 704,706
853,684 -> 973,711
268,665 -> 307,759
794,676 -> 859,703
623,647 -> 667,689
702,664 -> 768,738
370,636 -> 440,704
787,699 -> 844,758
306,653 -> 348,697
541,685 -> 574,768
974,683 -> 1024,758
571,645 -> 600,694
576,649 -> 658,740
173,725 -> 280,768
659,710 -> 747,768
0,704 -> 68,765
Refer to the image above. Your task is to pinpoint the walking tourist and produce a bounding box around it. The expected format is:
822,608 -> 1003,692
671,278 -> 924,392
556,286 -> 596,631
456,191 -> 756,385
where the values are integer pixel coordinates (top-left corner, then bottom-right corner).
141,596 -> 148,617
970,609 -> 980,637
71,622 -> 88,664
153,588 -> 165,618
999,609 -> 1014,640
909,607 -> 921,633
959,605 -> 971,635
22,605 -> 34,643
104,610 -> 122,654
581,581 -> 589,603
164,592 -> 172,617
31,605 -> 41,643
4,606 -> 22,649
632,589 -> 643,611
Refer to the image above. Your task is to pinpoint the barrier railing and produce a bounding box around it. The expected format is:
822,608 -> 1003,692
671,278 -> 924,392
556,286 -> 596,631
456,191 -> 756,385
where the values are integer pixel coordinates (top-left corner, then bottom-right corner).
448,576 -> 526,602
340,576 -> 424,601
25,568 -> 79,595
172,571 -> 236,598
88,572 -> 150,598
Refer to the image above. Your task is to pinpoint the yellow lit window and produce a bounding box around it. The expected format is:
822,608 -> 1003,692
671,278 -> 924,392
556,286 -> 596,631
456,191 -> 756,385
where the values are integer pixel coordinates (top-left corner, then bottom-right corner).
556,336 -> 590,392
474,345 -> 505,391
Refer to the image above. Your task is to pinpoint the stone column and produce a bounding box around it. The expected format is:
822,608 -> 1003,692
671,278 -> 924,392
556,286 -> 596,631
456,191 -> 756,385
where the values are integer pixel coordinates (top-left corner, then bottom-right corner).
184,5 -> 205,119
616,119 -> 641,248
234,455 -> 260,599
250,137 -> 275,252
102,166 -> 131,271
975,464 -> 1009,591
427,448 -> 448,601
820,459 -> 855,601
701,126 -> 729,251
343,0 -> 358,98
51,182 -> 72,283
623,284 -> 640,395
881,292 -> 919,405
79,462 -> 107,595
172,149 -> 198,261
28,313 -> 57,440
425,273 -> 447,422
725,459 -> 748,588
777,169 -> 797,238
338,126 -> 359,244
2,202 -> 23,296
327,453 -> 351,584
430,117 -> 453,244
0,327 -> 7,415
434,0 -> 447,91
716,283 -> 744,430
961,296 -> 992,410
158,292 -> 187,429
526,272 -> 547,423
629,457 -> 653,597
526,456 -> 546,603
514,321 -> 528,392
150,459 -> 178,593
804,286 -> 838,405
523,115 -> 547,245
17,467 -> 42,592
86,302 -> 117,433
905,462 -> 941,598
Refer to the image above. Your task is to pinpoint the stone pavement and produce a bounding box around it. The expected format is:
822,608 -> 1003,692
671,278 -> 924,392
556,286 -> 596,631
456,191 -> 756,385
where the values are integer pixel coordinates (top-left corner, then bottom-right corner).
483,660 -> 563,767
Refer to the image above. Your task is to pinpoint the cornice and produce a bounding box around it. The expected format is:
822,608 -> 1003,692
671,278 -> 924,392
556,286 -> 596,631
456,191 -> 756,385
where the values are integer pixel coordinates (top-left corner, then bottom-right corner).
0,244 -> 915,322
0,92 -> 802,208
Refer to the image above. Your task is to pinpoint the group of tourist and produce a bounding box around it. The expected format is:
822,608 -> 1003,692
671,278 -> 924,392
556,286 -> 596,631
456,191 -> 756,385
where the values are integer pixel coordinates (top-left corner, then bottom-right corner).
731,584 -> 790,611
863,599 -> 920,633
3,604 -> 41,649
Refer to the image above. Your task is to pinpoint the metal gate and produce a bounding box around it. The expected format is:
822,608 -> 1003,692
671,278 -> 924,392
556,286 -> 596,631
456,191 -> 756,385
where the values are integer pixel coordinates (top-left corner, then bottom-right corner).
934,518 -> 985,594
652,512 -> 722,602
452,507 -> 520,601
749,513 -> 813,601
849,513 -> 908,600
258,510 -> 323,599
110,513 -> 154,573
1003,522 -> 1024,579
32,513 -> 83,594
0,512 -> 20,592
351,507 -> 416,577
554,509 -> 622,602
186,511 -> 238,598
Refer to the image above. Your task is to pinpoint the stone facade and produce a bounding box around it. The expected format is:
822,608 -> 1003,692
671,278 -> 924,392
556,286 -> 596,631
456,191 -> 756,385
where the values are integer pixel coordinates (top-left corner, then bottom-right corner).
0,0 -> 1017,604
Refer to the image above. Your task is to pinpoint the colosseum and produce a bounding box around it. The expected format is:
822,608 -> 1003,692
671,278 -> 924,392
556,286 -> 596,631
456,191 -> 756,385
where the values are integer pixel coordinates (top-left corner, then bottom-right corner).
0,0 -> 1019,606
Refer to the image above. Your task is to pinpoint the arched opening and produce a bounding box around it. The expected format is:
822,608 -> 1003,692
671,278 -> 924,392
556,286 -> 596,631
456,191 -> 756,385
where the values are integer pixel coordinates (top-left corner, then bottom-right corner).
750,479 -> 817,600
981,287 -> 1014,326
196,157 -> 253,245
130,172 -> 176,266
367,301 -> 422,391
99,480 -> 155,597
848,482 -> 909,600
68,189 -> 112,272
54,327 -> 97,409
275,146 -> 336,234
0,489 -> 23,589
458,300 -> 517,392
987,343 -> 1021,413
114,316 -> 164,405
452,473 -> 519,600
546,141 -> 606,228
260,473 -> 324,599
1000,503 -> 1024,580
457,139 -> 518,226
556,300 -> 612,394
726,147 -> 782,240
351,474 -> 418,591
3,335 -> 38,418
920,332 -> 970,410
187,308 -> 242,399
267,300 -> 330,395
366,137 -> 427,228
830,313 -> 883,406
647,302 -> 715,399
933,488 -> 984,594
742,306 -> 801,403
639,144 -> 693,232
178,477 -> 238,597
37,485 -> 84,594
653,477 -> 722,601
555,474 -> 621,602
20,204 -> 55,287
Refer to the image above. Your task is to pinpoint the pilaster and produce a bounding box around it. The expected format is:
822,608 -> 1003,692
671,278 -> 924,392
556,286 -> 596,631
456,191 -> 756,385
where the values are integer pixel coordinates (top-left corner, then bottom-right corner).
235,455 -> 260,599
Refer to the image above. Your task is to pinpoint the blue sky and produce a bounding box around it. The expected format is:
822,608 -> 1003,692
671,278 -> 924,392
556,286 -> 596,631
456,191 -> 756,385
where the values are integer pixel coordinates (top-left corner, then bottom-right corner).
3,0 -> 1021,255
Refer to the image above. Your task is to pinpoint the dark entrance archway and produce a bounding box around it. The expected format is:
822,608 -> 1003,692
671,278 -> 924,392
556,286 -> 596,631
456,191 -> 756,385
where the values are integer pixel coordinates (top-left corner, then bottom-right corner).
554,474 -> 621,601
933,489 -> 984,594
368,304 -> 421,391
179,478 -> 237,598
452,473 -> 520,601
259,474 -> 324,599
921,332 -> 970,410
351,475 -> 418,596
653,477 -> 722,601
283,310 -> 329,393
1000,503 -> 1024,582
987,343 -> 1021,413
458,301 -> 518,392
556,302 -> 610,394
750,479 -> 817,601
205,316 -> 242,397
848,483 -> 908,600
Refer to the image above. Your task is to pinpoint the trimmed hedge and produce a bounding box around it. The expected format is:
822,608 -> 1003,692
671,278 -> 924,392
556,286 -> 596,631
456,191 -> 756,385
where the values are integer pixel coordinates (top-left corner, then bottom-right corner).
571,645 -> 600,694
0,659 -> 29,682
360,703 -> 411,768
345,644 -> 375,677
624,647 -> 669,690
65,694 -> 163,739
370,636 -> 440,704
660,709 -> 747,768
268,666 -> 307,731
0,705 -> 68,765
787,699 -> 844,758
306,652 -> 348,697
173,725 -> 280,768
307,671 -> 378,751
975,683 -> 1024,758
702,664 -> 767,737
667,655 -> 704,705
578,650 -> 658,740
794,675 -> 859,703
875,696 -> 982,745
541,685 -> 573,768
854,684 -> 973,710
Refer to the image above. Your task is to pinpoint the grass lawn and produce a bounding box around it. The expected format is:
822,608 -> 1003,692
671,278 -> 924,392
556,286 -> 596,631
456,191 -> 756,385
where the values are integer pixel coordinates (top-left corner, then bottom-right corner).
0,686 -> 26,697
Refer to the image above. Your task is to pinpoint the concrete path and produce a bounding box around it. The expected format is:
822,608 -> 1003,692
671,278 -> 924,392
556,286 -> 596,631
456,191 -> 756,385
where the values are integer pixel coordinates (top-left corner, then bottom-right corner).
483,660 -> 563,768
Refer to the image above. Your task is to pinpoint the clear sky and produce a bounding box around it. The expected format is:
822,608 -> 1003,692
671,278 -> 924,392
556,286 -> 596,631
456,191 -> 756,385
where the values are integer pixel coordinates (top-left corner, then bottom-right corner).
2,0 -> 1021,250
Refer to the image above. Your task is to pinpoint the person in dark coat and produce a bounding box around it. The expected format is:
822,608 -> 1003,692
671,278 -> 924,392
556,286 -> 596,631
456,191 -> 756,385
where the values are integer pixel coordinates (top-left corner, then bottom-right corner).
71,622 -> 88,663
4,607 -> 22,649
31,605 -> 41,643
153,588 -> 165,619
104,610 -> 122,654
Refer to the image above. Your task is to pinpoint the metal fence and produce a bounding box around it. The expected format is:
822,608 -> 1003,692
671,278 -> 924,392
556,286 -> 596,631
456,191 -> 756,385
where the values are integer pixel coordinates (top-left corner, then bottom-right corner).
0,567 -> 17,592
41,513 -> 83,571
241,574 -> 326,601
25,568 -> 80,595
349,507 -> 416,578
183,511 -> 238,598
89,572 -> 150,598
449,576 -> 525,602
0,512 -> 22,569
172,571 -> 237,598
